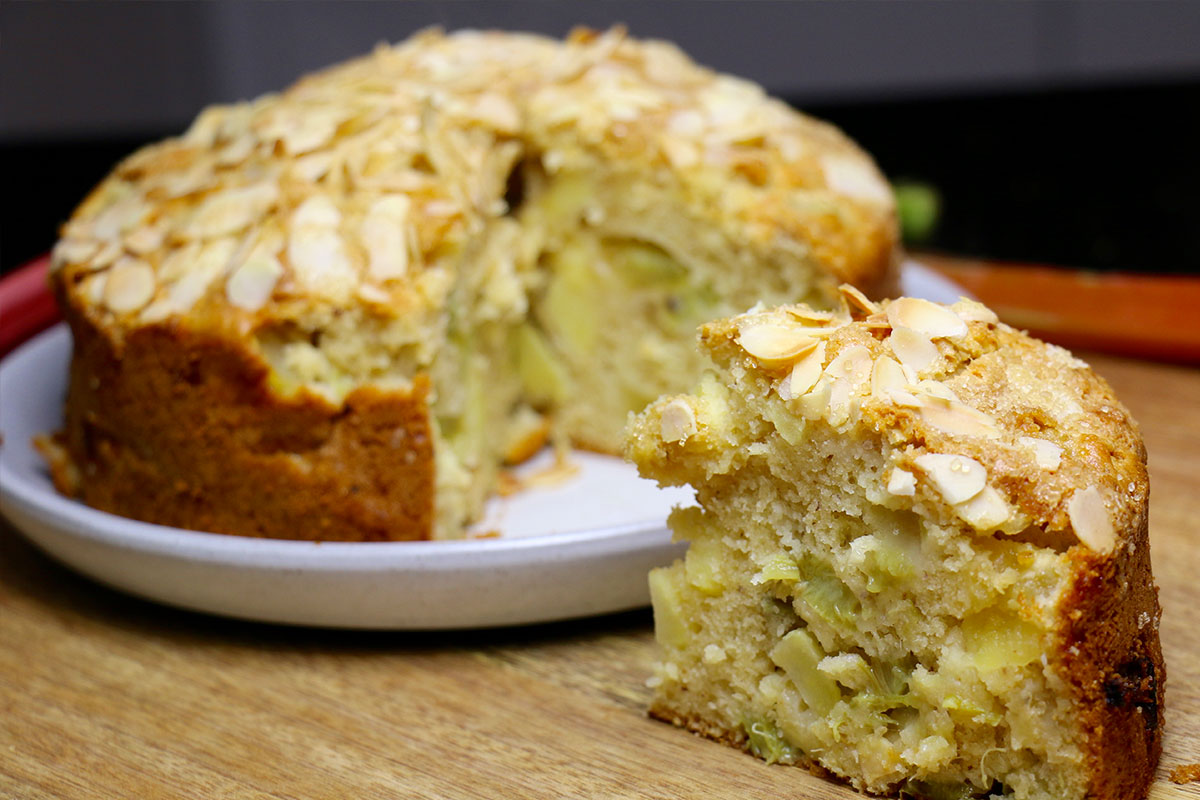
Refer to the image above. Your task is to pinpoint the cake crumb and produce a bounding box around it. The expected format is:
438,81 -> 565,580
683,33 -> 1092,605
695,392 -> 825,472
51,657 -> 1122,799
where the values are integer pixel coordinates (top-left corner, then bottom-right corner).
1169,763 -> 1200,784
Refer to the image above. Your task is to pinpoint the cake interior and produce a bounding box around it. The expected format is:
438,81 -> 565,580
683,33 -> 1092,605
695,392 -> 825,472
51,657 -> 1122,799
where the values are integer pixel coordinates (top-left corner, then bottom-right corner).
247,155 -> 842,537
636,368 -> 1089,800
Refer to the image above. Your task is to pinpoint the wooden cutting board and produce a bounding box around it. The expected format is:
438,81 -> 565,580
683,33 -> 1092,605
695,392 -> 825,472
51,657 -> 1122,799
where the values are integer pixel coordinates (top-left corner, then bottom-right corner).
1,358 -> 1198,798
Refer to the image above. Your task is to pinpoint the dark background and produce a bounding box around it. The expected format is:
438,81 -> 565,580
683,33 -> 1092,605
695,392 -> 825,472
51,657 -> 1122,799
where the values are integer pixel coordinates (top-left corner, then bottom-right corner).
3,0 -> 1198,275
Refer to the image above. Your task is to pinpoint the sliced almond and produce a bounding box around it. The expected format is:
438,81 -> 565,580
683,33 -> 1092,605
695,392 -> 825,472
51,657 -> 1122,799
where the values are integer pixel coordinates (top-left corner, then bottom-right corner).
822,155 -> 893,206
887,468 -> 916,497
125,224 -> 166,256
779,341 -> 827,399
226,252 -> 284,311
914,380 -> 960,404
165,237 -> 237,312
889,326 -> 939,374
871,355 -> 909,398
797,375 -> 833,420
103,257 -> 156,313
659,398 -> 698,444
291,194 -> 342,229
824,344 -> 873,388
785,306 -> 838,324
955,486 -> 1011,530
1067,487 -> 1116,553
737,322 -> 818,366
951,298 -> 1000,325
1019,436 -> 1063,471
51,238 -> 99,270
186,182 -> 279,239
914,453 -> 987,504
886,297 -> 967,339
288,228 -> 357,301
361,195 -> 412,281
837,283 -> 879,314
919,399 -> 1002,439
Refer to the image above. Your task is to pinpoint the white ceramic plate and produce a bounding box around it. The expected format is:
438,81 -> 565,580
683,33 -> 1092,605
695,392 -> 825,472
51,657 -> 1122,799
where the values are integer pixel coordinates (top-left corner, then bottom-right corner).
0,261 -> 963,629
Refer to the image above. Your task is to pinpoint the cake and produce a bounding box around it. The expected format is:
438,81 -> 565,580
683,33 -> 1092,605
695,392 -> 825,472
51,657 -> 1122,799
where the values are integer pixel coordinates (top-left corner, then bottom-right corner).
41,27 -> 898,541
626,289 -> 1163,800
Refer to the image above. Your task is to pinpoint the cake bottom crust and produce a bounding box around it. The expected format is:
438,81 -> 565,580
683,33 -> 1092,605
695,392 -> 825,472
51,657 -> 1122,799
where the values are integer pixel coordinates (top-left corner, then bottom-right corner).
47,306 -> 436,542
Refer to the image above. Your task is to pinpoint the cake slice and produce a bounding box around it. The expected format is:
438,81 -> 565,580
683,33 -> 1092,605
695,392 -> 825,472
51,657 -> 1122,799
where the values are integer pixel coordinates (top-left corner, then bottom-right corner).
626,290 -> 1163,800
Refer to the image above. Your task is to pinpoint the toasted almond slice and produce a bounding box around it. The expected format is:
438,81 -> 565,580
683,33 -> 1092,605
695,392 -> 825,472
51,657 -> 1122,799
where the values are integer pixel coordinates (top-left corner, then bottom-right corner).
103,257 -> 156,313
291,194 -> 342,229
951,298 -> 1000,324
919,400 -> 1002,439
1019,436 -> 1063,471
226,252 -> 284,311
362,195 -> 412,281
660,398 -> 698,443
821,154 -> 893,206
886,297 -> 967,339
785,306 -> 838,324
797,375 -> 833,421
51,238 -> 99,270
890,326 -> 939,374
779,341 -> 826,400
914,380 -> 960,404
186,182 -> 279,239
887,468 -> 916,496
914,453 -> 987,504
871,355 -> 908,398
956,486 -> 1011,530
737,322 -> 818,365
824,344 -> 873,388
837,283 -> 879,315
125,224 -> 166,256
1067,486 -> 1116,553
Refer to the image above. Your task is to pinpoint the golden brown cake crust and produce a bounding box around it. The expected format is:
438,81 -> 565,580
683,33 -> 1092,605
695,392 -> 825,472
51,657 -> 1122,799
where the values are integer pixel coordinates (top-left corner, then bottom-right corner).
48,297 -> 435,541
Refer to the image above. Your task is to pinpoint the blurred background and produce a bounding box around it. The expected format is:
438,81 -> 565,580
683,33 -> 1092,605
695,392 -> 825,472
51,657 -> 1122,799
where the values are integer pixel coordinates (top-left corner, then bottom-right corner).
3,0 -> 1199,276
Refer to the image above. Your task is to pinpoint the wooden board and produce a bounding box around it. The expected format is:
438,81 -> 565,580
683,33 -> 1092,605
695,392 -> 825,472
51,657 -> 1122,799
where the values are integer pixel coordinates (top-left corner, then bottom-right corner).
1,351 -> 1198,798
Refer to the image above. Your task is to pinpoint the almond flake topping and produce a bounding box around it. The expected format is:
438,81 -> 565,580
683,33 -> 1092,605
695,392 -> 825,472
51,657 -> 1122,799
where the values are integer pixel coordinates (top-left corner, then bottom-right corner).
103,257 -> 156,313
51,238 -> 99,271
886,297 -> 967,339
914,453 -> 987,504
918,393 -> 1002,439
1067,487 -> 1116,553
821,154 -> 893,206
951,298 -> 1000,324
1019,437 -> 1063,471
226,252 -> 284,311
824,345 -> 873,387
837,283 -> 879,315
361,195 -> 412,281
887,468 -> 916,496
779,341 -> 827,400
659,398 -> 698,443
955,486 -> 1011,530
737,322 -> 819,366
889,326 -> 939,374
186,182 -> 279,239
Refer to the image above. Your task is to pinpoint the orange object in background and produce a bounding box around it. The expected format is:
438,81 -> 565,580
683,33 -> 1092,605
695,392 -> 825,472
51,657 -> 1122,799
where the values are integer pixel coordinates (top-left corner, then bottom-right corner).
920,254 -> 1200,364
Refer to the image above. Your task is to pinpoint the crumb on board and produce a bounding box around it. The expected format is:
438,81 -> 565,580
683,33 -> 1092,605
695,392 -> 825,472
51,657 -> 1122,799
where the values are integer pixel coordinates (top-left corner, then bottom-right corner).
1170,763 -> 1200,784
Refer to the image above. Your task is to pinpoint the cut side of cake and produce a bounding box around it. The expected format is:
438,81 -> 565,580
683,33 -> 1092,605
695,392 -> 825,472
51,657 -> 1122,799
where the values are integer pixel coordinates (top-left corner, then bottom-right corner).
626,290 -> 1163,800
43,27 -> 898,540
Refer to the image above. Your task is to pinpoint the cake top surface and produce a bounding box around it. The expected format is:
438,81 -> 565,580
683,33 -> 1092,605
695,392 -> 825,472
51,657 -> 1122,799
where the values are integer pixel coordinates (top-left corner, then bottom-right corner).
51,27 -> 895,335
633,289 -> 1148,557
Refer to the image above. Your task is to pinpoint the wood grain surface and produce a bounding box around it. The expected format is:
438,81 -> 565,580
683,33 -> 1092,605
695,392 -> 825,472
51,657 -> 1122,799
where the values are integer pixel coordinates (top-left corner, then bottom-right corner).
1,352 -> 1198,799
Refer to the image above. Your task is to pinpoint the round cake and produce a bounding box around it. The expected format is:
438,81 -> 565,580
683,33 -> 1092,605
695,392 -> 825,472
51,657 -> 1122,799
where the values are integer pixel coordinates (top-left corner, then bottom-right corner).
42,27 -> 899,541
627,290 -> 1163,800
